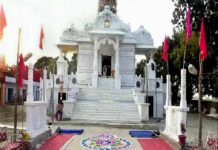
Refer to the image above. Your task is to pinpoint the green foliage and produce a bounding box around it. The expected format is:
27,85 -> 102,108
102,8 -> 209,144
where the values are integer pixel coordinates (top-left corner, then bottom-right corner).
168,0 -> 218,101
34,56 -> 57,74
68,53 -> 77,74
135,59 -> 146,77
34,54 -> 78,76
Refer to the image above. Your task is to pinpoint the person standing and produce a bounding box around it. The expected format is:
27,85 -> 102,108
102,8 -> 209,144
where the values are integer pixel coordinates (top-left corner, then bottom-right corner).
103,65 -> 107,76
55,100 -> 64,121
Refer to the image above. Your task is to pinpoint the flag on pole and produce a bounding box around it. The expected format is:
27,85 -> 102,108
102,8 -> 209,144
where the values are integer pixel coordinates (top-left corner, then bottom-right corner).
39,26 -> 44,49
186,7 -> 192,41
18,54 -> 25,88
0,5 -> 7,40
162,36 -> 169,62
199,18 -> 207,62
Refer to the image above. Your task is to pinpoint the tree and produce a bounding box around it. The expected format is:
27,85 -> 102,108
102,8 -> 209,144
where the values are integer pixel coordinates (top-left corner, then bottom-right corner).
34,56 -> 57,75
135,59 -> 146,77
171,0 -> 218,98
68,53 -> 77,74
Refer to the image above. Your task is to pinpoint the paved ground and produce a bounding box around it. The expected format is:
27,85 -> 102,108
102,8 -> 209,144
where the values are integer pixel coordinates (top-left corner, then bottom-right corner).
185,113 -> 218,146
1,105 -> 217,149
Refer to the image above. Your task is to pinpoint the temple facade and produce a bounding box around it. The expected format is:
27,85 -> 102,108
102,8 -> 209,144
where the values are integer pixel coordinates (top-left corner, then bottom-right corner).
57,5 -> 154,89
45,1 -> 165,122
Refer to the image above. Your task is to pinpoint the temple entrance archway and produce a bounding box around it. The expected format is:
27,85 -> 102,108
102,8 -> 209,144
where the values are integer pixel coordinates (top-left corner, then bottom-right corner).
102,55 -> 111,77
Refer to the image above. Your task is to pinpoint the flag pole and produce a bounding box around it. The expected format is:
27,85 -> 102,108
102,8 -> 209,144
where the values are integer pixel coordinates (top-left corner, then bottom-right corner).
183,41 -> 187,69
198,56 -> 203,144
13,28 -> 21,139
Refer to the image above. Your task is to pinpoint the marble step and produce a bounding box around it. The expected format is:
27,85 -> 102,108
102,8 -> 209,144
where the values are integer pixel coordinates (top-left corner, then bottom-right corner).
78,88 -> 133,94
72,113 -> 139,117
71,114 -> 140,121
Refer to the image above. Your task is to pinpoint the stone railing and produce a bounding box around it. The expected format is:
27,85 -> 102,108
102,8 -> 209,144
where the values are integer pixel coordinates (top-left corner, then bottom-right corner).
164,105 -> 189,141
48,73 -> 78,89
25,64 -> 49,138
25,101 -> 48,138
163,71 -> 189,142
133,89 -> 150,121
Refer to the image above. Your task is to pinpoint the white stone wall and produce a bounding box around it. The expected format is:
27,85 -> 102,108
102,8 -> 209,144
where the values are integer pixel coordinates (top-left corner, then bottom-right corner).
119,45 -> 135,87
77,43 -> 94,85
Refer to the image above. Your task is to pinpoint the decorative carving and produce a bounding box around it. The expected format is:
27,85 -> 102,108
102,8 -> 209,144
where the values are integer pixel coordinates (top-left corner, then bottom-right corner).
96,38 -> 117,50
134,25 -> 154,45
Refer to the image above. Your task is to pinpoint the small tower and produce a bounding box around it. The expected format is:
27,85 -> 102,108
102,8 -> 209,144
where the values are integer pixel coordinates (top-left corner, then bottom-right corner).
98,0 -> 117,13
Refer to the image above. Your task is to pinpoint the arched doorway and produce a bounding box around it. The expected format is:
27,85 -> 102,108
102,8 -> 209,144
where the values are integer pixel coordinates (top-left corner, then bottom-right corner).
102,55 -> 111,77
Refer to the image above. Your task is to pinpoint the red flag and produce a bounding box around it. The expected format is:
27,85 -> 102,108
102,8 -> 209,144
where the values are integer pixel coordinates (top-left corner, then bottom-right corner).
39,26 -> 44,49
162,36 -> 169,62
186,7 -> 192,41
199,18 -> 207,62
18,54 -> 25,88
0,5 -> 7,40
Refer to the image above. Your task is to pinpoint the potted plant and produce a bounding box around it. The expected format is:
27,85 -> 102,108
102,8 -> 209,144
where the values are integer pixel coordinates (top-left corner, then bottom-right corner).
178,122 -> 186,147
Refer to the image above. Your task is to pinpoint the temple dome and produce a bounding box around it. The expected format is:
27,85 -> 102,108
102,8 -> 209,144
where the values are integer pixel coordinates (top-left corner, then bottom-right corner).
91,5 -> 130,34
134,25 -> 154,46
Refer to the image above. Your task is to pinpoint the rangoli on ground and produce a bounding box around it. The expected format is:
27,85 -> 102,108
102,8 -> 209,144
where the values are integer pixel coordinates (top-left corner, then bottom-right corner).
81,133 -> 131,150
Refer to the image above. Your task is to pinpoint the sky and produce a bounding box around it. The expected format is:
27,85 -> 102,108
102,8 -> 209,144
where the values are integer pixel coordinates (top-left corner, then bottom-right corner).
0,0 -> 174,65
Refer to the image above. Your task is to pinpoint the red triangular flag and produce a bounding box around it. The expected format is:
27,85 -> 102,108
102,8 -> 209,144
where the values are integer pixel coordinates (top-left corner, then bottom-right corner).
186,7 -> 192,41
0,5 -> 7,40
39,26 -> 44,49
162,36 -> 169,62
18,54 -> 25,88
199,18 -> 207,62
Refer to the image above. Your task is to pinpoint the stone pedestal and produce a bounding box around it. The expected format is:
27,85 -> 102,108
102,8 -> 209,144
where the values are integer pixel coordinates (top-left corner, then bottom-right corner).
25,101 -> 48,138
92,76 -> 98,88
115,75 -> 121,89
63,101 -> 75,118
137,103 -> 150,121
164,106 -> 189,141
134,92 -> 145,103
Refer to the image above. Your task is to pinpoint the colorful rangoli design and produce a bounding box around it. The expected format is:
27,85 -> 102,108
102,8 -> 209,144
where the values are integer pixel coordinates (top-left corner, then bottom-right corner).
81,133 -> 131,150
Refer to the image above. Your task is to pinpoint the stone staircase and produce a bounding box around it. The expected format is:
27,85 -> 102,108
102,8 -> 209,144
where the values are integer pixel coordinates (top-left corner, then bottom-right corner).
98,78 -> 115,89
71,88 -> 141,123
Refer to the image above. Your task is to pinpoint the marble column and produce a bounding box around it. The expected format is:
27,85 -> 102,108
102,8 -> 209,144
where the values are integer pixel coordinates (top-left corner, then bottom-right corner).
43,69 -> 47,102
93,49 -> 98,76
92,38 -> 98,88
166,74 -> 172,106
27,64 -> 34,102
180,69 -> 187,108
164,74 -> 171,134
179,69 -> 189,131
114,37 -> 121,89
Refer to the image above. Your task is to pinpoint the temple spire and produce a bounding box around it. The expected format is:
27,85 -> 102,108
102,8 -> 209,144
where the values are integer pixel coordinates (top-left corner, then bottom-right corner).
98,0 -> 117,14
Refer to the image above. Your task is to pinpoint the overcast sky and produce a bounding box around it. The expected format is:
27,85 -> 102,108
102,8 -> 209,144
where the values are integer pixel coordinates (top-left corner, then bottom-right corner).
0,0 -> 174,65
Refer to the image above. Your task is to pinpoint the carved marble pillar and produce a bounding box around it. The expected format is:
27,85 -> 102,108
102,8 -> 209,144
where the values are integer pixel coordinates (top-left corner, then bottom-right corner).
179,69 -> 189,130
92,39 -> 98,88
43,69 -> 47,102
27,64 -> 34,102
115,47 -> 120,77
180,69 -> 187,108
166,74 -> 171,106
164,74 -> 171,134
93,49 -> 98,76
114,37 -> 121,89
